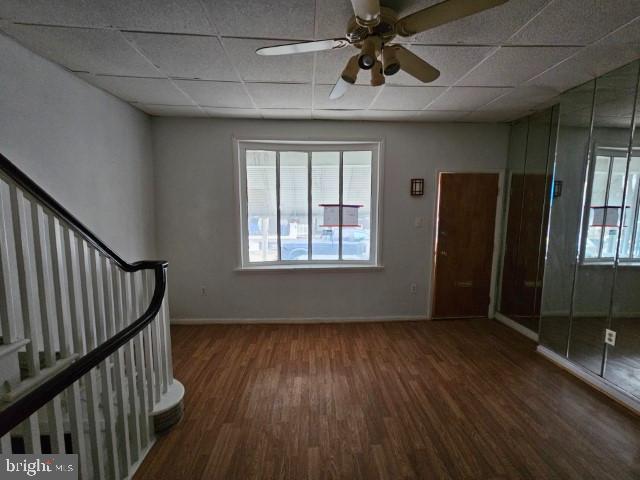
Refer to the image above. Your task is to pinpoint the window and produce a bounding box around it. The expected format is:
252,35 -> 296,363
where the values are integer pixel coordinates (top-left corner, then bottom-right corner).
236,141 -> 381,268
583,148 -> 640,263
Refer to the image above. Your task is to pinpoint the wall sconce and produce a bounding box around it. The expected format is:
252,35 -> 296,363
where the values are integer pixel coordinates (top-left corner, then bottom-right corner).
411,178 -> 424,196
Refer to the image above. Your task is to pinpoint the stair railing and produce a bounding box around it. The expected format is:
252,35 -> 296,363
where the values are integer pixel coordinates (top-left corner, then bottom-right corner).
0,153 -> 182,479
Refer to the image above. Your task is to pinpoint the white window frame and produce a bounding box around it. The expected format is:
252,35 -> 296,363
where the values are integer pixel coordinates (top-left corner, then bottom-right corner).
234,139 -> 383,270
581,146 -> 640,266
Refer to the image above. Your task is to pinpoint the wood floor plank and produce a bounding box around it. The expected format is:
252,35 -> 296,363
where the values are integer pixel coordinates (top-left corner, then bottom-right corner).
135,320 -> 640,480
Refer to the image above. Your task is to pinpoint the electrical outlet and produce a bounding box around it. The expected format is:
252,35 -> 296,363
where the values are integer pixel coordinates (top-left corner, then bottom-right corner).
410,283 -> 417,294
605,329 -> 616,346
414,216 -> 424,228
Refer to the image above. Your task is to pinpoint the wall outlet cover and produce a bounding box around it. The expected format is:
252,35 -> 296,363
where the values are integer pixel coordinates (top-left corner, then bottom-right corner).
605,329 -> 616,346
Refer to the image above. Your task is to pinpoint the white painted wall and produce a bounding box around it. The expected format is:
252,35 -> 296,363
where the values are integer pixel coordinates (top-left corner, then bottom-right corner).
0,32 -> 156,261
152,117 -> 509,321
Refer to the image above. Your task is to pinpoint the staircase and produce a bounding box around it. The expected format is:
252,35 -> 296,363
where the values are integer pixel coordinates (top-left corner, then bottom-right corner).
0,153 -> 183,479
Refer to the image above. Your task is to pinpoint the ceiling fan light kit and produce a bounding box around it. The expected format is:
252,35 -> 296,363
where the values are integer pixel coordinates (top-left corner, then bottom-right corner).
371,61 -> 386,87
341,55 -> 360,84
382,46 -> 400,76
358,36 -> 381,70
256,0 -> 509,99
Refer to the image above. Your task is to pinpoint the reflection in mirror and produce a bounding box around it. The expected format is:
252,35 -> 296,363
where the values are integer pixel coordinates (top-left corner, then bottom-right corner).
568,62 -> 640,375
499,118 -> 528,321
539,80 -> 596,355
498,109 -> 554,333
604,62 -> 640,397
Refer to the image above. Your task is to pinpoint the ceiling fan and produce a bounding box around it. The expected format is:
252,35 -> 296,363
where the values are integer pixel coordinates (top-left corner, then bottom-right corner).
256,0 -> 508,99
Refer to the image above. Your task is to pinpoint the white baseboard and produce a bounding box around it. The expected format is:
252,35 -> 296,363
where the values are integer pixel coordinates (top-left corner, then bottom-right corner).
537,345 -> 640,416
171,315 -> 428,325
494,312 -> 539,341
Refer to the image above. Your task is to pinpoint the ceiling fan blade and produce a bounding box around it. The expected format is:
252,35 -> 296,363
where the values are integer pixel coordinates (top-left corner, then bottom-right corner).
396,0 -> 508,36
393,46 -> 440,83
330,77 -> 352,100
349,0 -> 381,25
256,39 -> 349,56
330,55 -> 360,99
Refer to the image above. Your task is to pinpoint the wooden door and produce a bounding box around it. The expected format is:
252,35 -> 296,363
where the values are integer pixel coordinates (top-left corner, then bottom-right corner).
432,173 -> 499,318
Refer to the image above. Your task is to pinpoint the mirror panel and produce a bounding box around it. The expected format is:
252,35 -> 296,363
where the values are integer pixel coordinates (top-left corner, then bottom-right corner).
498,110 -> 554,333
568,62 -> 639,374
539,81 -> 596,355
604,61 -> 640,397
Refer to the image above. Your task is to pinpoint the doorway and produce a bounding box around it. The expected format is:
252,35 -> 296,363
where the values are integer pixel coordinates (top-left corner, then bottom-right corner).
432,172 -> 501,319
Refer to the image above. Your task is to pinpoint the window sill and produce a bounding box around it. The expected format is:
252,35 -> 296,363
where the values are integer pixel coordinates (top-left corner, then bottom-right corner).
580,261 -> 640,267
235,264 -> 384,272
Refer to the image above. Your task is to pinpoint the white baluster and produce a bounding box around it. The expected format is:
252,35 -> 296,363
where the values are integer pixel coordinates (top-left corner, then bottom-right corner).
0,434 -> 11,453
106,261 -> 131,476
121,271 -> 141,462
0,179 -> 21,343
163,281 -> 174,387
141,271 -> 157,409
91,250 -> 119,479
146,270 -> 162,404
63,228 -> 88,479
77,239 -> 105,480
31,205 -> 65,453
11,186 -> 41,453
130,271 -> 150,448
158,296 -> 170,395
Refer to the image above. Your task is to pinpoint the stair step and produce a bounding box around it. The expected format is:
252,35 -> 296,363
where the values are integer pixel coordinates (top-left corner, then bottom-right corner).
0,338 -> 30,360
3,354 -> 79,403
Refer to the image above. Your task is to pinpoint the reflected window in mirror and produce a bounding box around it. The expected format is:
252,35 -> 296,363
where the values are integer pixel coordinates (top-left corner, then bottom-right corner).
583,148 -> 640,263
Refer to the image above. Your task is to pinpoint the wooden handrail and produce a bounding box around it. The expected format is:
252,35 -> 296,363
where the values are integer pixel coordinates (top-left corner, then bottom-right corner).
0,153 -> 168,435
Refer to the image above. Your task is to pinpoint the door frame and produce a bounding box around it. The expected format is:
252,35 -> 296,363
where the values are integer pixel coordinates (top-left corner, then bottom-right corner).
427,169 -> 506,319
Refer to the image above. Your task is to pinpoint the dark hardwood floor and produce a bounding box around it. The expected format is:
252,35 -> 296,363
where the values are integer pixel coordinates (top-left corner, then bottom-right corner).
135,320 -> 640,480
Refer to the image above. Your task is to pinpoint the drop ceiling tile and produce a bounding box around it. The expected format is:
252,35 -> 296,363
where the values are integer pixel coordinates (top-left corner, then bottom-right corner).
174,80 -> 253,108
599,15 -> 640,47
205,107 -> 261,118
247,83 -> 312,109
527,48 -> 640,93
125,32 -> 238,81
509,0 -> 640,46
223,38 -> 313,83
458,46 -> 579,87
385,45 -> 495,87
407,0 -> 549,45
77,74 -> 193,105
370,85 -> 447,110
314,84 -> 378,109
480,86 -> 560,111
1,24 -> 159,77
204,0 -> 315,39
464,109 -> 533,123
428,87 -> 512,110
99,0 -> 214,34
0,0 -> 108,28
261,109 -> 313,119
314,0 -> 356,39
135,104 -> 208,116
315,47 -> 359,85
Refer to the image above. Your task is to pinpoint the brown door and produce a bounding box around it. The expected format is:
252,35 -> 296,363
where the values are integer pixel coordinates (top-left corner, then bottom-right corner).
432,173 -> 499,318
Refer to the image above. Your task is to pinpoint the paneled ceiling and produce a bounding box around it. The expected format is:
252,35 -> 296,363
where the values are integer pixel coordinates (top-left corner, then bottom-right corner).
1,0 -> 639,122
